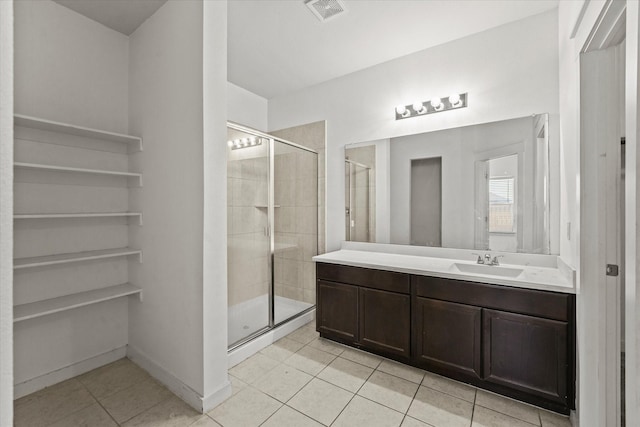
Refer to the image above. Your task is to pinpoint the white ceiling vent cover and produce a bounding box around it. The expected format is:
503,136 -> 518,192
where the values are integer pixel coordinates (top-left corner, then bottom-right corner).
305,0 -> 347,22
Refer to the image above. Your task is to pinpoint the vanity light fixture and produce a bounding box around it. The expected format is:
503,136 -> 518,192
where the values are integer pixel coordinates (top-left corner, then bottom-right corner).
395,104 -> 410,118
227,136 -> 264,150
395,92 -> 468,120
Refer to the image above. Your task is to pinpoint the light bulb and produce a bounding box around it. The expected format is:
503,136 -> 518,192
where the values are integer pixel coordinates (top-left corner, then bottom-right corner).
396,105 -> 407,116
449,93 -> 461,106
227,140 -> 234,147
431,97 -> 442,110
413,102 -> 425,114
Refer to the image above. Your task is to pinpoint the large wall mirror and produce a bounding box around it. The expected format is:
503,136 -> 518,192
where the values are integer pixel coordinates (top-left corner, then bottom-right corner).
344,113 -> 558,254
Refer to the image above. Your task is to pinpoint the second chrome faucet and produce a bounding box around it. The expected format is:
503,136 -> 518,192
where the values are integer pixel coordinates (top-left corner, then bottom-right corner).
472,252 -> 504,266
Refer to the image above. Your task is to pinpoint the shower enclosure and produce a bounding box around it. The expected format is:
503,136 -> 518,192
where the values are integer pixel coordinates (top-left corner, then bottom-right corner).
227,122 -> 317,349
345,159 -> 373,242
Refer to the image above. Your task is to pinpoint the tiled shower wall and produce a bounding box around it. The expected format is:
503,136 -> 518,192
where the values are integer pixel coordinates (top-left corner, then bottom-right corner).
271,121 -> 326,306
273,148 -> 317,304
227,146 -> 270,307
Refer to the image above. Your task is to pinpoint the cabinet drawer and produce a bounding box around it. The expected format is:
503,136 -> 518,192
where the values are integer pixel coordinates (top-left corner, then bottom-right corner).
317,263 -> 410,294
413,276 -> 571,321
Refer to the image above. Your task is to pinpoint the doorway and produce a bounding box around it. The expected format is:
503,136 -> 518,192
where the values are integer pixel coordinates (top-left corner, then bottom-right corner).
580,33 -> 625,427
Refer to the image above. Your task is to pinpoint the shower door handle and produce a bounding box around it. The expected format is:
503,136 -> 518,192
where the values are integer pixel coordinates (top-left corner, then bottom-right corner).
264,226 -> 271,237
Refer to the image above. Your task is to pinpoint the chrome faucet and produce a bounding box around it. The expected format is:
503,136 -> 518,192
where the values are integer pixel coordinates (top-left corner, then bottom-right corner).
489,255 -> 505,266
472,253 -> 503,265
471,253 -> 490,264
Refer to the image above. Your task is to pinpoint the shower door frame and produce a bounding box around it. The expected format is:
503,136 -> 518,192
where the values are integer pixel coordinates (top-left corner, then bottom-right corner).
227,121 -> 318,351
344,158 -> 372,242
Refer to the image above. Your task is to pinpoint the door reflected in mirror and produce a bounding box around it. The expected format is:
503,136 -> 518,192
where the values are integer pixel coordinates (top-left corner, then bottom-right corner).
344,113 -> 555,254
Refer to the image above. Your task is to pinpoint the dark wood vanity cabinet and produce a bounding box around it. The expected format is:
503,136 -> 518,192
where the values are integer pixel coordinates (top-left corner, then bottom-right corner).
483,309 -> 568,405
316,263 -> 411,360
413,297 -> 482,379
316,262 -> 576,414
359,287 -> 411,358
317,280 -> 358,342
413,275 -> 574,412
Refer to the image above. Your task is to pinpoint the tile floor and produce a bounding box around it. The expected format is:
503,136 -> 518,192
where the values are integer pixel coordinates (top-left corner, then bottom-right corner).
14,321 -> 573,427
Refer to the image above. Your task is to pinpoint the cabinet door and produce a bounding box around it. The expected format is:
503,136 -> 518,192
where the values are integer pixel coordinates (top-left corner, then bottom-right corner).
317,280 -> 358,343
483,309 -> 568,404
413,297 -> 482,379
359,287 -> 411,358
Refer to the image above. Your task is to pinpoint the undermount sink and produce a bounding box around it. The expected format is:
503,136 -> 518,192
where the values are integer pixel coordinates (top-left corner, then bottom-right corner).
451,262 -> 524,278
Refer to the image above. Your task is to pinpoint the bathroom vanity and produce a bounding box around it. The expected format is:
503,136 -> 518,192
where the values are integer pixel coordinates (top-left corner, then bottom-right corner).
313,248 -> 576,415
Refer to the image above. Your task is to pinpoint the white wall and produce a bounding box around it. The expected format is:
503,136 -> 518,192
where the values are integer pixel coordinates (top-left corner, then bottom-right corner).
203,0 -> 232,411
268,9 -> 560,253
128,0 -> 230,410
228,82 -> 267,131
375,140 -> 391,243
0,0 -> 13,423
625,4 -> 640,426
12,0 -> 131,392
557,1 -> 628,426
128,0 -> 206,399
14,0 -> 129,134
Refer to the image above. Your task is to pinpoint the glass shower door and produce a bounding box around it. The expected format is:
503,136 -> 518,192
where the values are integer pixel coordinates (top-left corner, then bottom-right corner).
345,160 -> 371,242
227,128 -> 271,348
273,140 -> 317,325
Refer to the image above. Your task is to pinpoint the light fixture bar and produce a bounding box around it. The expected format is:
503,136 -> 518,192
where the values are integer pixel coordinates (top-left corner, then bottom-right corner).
395,93 -> 468,120
227,136 -> 264,150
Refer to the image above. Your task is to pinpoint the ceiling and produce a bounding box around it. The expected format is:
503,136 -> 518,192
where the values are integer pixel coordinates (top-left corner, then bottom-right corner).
53,0 -> 559,100
53,0 -> 167,36
229,0 -> 558,99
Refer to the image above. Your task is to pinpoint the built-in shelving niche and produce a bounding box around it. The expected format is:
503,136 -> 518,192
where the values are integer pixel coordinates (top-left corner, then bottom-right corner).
12,115 -> 143,322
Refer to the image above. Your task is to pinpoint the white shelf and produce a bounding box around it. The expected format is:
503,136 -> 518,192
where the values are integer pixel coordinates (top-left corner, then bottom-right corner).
14,247 -> 142,270
14,283 -> 142,322
14,212 -> 143,224
14,114 -> 143,152
14,162 -> 143,186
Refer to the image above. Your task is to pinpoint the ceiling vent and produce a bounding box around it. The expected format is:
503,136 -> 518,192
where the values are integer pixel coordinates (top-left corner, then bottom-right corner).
305,0 -> 347,22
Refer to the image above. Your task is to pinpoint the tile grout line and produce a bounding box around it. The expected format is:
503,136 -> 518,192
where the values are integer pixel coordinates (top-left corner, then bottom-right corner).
470,387 -> 478,427
32,379 -> 99,427
255,330 -> 328,426
327,354 -> 388,427
474,390 -> 553,425
74,378 -> 121,426
401,370 -> 427,425
292,332 -> 542,426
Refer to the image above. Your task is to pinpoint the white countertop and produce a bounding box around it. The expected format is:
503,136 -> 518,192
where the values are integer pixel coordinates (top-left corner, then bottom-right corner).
313,249 -> 576,294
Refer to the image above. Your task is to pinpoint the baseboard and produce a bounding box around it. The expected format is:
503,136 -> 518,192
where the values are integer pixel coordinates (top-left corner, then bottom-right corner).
228,309 -> 315,368
14,346 -> 126,399
201,380 -> 232,413
126,345 -> 205,413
